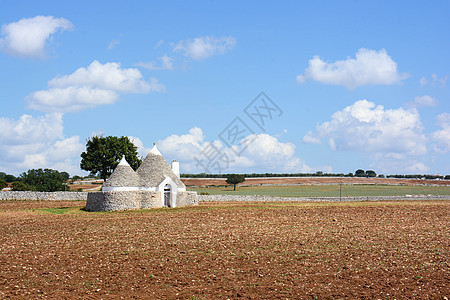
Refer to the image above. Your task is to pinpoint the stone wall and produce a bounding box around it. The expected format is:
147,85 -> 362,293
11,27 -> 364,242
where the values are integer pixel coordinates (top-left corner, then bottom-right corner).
0,191 -> 88,201
140,191 -> 162,209
86,190 -> 198,211
86,191 -> 161,211
176,191 -> 198,207
198,194 -> 450,202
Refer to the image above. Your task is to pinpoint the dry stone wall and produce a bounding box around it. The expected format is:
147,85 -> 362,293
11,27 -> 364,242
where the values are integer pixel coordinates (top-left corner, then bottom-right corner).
85,191 -> 198,211
177,191 -> 198,206
0,191 -> 87,201
86,191 -> 161,211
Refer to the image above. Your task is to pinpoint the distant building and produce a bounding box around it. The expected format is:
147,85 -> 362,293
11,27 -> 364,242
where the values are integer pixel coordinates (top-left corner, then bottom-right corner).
86,144 -> 197,211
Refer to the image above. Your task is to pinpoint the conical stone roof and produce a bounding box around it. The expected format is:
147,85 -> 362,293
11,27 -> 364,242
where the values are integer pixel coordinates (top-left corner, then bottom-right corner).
137,145 -> 185,188
103,156 -> 140,188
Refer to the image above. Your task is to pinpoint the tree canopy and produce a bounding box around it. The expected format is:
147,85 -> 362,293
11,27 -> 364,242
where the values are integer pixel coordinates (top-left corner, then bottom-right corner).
0,179 -> 7,190
0,172 -> 17,182
11,181 -> 35,191
355,169 -> 366,177
226,174 -> 245,191
365,170 -> 377,177
18,168 -> 70,192
80,136 -> 142,180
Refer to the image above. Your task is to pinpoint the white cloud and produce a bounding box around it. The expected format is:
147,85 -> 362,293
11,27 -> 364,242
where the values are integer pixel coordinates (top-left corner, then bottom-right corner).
0,114 -> 84,175
302,131 -> 321,144
407,162 -> 430,173
155,127 -> 318,173
432,113 -> 450,153
48,60 -> 154,92
406,95 -> 438,108
296,48 -> 408,89
27,87 -> 119,113
420,74 -> 448,87
303,99 -> 428,172
158,127 -> 206,162
173,36 -> 236,60
230,134 -> 314,173
128,136 -> 152,158
0,15 -> 72,58
372,158 -> 430,174
26,60 -> 165,113
107,39 -> 120,50
419,77 -> 428,87
135,54 -> 174,70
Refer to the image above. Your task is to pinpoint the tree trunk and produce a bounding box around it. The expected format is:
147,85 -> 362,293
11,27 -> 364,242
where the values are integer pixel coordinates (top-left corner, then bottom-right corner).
233,183 -> 236,191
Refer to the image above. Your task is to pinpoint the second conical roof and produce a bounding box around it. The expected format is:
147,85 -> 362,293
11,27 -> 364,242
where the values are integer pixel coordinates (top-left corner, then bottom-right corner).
103,156 -> 140,187
137,145 -> 185,188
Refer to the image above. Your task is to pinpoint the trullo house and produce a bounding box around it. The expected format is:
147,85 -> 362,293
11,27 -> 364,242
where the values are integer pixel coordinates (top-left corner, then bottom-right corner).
85,144 -> 197,211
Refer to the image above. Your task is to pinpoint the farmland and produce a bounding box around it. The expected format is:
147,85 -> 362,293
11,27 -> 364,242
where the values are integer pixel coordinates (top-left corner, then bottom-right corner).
189,184 -> 450,197
0,200 -> 449,298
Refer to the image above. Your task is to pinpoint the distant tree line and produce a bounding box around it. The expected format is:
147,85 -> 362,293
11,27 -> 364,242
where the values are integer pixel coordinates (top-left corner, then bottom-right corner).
181,170 -> 450,180
386,174 -> 447,180
0,172 -> 18,182
0,169 -> 70,192
180,172 -> 355,178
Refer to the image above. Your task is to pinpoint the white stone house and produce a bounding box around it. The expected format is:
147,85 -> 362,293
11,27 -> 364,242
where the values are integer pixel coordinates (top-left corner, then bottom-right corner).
85,144 -> 197,211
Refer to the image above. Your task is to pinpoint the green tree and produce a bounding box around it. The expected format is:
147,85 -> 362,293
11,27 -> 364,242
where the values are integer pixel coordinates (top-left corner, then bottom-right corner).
355,169 -> 365,177
226,174 -> 245,191
11,181 -> 36,191
0,179 -> 8,190
71,175 -> 83,183
5,174 -> 16,182
365,170 -> 377,177
0,172 -> 17,182
80,136 -> 142,180
19,169 -> 69,192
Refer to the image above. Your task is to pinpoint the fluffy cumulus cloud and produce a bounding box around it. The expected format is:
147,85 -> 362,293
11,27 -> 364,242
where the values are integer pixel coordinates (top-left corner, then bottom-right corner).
151,127 -> 317,173
297,48 -> 408,89
432,113 -> 450,153
128,136 -> 152,158
303,99 -> 428,172
0,114 -> 84,174
26,60 -> 165,113
135,54 -> 174,70
405,95 -> 438,108
0,15 -> 72,58
173,36 -> 236,60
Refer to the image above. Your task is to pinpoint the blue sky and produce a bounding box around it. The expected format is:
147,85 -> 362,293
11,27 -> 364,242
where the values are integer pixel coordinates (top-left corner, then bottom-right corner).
1,0 -> 449,176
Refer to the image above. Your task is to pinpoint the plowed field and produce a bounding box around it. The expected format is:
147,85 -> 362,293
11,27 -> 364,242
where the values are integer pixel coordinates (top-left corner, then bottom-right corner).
1,200 -> 449,298
182,177 -> 450,186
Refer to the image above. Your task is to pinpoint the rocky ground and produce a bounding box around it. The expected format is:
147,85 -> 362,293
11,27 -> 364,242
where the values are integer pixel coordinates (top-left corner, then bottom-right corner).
0,200 -> 449,298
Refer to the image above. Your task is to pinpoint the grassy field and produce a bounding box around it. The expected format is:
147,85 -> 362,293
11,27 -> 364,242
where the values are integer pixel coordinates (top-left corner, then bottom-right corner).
188,184 -> 450,197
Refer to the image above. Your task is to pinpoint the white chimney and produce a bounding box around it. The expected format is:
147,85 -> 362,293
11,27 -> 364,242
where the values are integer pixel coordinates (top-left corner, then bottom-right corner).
171,160 -> 180,178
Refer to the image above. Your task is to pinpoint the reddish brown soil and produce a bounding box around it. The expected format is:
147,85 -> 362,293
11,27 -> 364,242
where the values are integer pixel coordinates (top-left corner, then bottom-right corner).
182,177 -> 450,187
68,184 -> 102,191
0,200 -> 449,299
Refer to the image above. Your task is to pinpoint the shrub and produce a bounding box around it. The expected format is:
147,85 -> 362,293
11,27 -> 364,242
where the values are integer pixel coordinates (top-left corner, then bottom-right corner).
0,179 -> 7,190
11,181 -> 36,191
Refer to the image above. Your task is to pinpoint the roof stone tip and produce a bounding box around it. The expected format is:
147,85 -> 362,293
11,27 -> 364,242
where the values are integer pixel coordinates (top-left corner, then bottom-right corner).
150,143 -> 162,156
118,155 -> 130,166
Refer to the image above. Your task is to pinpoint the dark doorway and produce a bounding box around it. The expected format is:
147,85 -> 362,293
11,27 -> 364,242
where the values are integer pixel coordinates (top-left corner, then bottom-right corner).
164,184 -> 171,207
